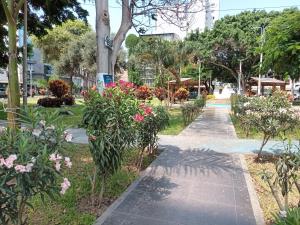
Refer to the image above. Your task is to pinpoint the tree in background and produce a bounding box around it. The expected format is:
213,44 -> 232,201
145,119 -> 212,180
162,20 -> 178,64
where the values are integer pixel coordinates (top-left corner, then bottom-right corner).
186,10 -> 281,91
1,0 -> 87,129
263,10 -> 300,95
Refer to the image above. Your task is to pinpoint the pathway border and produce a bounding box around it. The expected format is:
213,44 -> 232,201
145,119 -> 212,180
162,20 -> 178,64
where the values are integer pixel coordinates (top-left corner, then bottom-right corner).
239,154 -> 265,225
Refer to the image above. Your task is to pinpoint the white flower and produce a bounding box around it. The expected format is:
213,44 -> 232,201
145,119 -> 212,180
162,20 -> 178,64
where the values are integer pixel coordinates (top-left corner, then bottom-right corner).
64,157 -> 72,168
46,125 -> 55,130
15,164 -> 27,173
49,153 -> 57,162
32,129 -> 41,137
243,102 -> 250,107
4,154 -> 17,168
25,163 -> 34,172
55,161 -> 61,171
39,120 -> 46,127
64,132 -> 72,142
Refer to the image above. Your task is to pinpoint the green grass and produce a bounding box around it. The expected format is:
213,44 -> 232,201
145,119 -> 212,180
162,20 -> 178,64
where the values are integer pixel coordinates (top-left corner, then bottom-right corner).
231,114 -> 300,140
27,144 -> 155,225
160,108 -> 185,135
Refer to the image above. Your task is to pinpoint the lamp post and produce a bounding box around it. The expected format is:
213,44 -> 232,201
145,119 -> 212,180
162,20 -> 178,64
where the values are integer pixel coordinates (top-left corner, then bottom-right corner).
257,25 -> 265,96
198,60 -> 202,97
22,0 -> 28,105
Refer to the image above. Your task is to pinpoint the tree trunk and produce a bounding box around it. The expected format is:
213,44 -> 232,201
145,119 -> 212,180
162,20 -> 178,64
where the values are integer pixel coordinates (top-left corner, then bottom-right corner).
291,79 -> 295,98
257,134 -> 270,159
96,0 -> 111,75
7,11 -> 20,130
110,0 -> 132,76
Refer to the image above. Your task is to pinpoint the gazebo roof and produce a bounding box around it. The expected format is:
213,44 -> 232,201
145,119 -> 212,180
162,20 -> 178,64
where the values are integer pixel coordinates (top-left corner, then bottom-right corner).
249,77 -> 286,85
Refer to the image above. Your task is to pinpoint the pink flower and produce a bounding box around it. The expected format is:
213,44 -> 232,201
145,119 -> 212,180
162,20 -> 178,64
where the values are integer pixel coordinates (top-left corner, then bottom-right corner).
106,82 -> 116,88
49,153 -> 56,162
4,154 -> 17,168
15,164 -> 27,173
64,157 -> 72,168
133,114 -> 144,122
55,161 -> 61,171
144,106 -> 153,115
60,178 -> 71,195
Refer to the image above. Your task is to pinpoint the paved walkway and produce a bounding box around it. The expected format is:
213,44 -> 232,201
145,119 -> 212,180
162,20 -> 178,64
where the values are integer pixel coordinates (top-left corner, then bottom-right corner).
95,106 -> 264,225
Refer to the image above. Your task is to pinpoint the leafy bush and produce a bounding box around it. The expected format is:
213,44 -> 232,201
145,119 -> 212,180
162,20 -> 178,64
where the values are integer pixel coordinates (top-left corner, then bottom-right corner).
230,94 -> 248,115
154,87 -> 167,102
181,103 -> 201,125
82,82 -> 138,204
238,91 -> 299,157
175,87 -> 189,102
49,80 -> 70,98
62,95 -> 75,106
135,85 -> 152,101
37,97 -> 63,107
194,96 -> 206,108
134,105 -> 169,169
273,207 -> 300,225
0,108 -> 72,224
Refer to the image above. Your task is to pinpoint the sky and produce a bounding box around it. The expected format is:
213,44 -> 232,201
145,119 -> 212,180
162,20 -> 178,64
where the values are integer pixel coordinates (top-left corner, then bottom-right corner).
80,0 -> 300,33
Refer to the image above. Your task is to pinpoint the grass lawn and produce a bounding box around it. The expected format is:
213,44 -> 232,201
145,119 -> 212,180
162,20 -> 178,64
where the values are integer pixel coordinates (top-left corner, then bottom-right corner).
245,155 -> 299,225
230,114 -> 300,140
160,107 -> 185,135
27,144 -> 156,225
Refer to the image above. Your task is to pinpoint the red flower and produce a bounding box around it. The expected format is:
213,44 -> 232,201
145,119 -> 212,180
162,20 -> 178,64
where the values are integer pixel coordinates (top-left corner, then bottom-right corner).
91,85 -> 97,91
133,114 -> 144,122
144,106 -> 153,115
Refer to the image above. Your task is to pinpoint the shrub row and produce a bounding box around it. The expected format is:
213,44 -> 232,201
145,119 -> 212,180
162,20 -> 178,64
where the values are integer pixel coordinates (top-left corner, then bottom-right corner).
37,95 -> 75,107
181,96 -> 206,125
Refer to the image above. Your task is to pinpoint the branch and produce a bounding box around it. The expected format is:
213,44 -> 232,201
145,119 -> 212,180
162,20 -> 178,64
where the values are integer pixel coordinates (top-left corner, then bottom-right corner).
1,0 -> 14,24
208,61 -> 238,80
16,0 -> 25,16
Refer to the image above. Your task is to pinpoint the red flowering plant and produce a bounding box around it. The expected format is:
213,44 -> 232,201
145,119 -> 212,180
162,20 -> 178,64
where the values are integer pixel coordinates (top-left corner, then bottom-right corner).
135,85 -> 152,101
0,108 -> 72,224
133,104 -> 169,170
154,87 -> 167,103
82,82 -> 139,205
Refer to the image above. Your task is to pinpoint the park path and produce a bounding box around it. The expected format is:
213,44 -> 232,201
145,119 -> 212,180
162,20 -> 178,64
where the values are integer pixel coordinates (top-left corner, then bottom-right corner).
95,106 -> 264,225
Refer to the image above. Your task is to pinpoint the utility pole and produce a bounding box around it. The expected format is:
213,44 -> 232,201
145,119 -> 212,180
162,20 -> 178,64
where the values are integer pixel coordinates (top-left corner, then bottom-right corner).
258,26 -> 265,96
95,0 -> 111,90
22,0 -> 28,106
198,61 -> 202,97
238,60 -> 242,94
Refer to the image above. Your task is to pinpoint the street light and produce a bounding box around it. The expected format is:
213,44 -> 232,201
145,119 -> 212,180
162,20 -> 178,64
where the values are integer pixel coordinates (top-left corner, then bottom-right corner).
254,25 -> 266,96
198,60 -> 202,97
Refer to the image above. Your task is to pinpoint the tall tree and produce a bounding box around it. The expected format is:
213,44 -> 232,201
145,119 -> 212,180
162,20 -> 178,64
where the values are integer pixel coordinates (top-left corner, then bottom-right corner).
263,10 -> 300,95
95,0 -> 205,77
0,0 -> 87,128
186,10 -> 280,91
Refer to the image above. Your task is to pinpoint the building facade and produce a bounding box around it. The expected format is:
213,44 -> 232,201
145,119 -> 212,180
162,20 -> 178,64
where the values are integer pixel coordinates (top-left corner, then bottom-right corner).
155,0 -> 220,39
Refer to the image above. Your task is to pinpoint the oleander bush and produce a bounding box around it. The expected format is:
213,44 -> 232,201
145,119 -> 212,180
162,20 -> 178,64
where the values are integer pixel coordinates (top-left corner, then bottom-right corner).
134,105 -> 169,169
238,91 -> 299,158
83,81 -> 139,205
273,207 -> 300,225
0,108 -> 72,225
194,96 -> 206,108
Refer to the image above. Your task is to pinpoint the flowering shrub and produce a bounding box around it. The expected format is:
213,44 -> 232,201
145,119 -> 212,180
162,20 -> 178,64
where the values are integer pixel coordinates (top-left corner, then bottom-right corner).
154,87 -> 167,102
194,96 -> 206,108
175,87 -> 189,102
49,79 -> 70,98
83,82 -> 139,203
238,91 -> 299,158
134,104 -> 169,169
0,108 -> 72,224
135,85 -> 152,101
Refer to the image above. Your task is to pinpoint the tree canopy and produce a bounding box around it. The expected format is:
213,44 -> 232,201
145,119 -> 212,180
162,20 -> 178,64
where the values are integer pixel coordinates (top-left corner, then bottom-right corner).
263,10 -> 300,82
